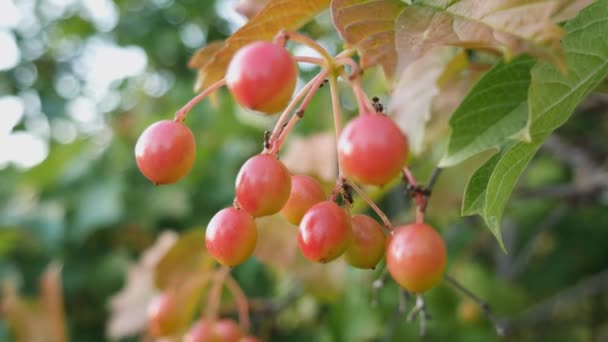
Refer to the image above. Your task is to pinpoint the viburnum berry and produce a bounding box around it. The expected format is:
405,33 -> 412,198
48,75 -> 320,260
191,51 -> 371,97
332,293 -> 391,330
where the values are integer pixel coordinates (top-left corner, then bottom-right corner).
337,113 -> 408,186
213,319 -> 242,342
135,120 -> 196,185
280,175 -> 326,225
205,207 -> 257,266
226,41 -> 297,114
343,214 -> 386,269
386,223 -> 447,293
184,319 -> 217,342
298,201 -> 352,263
147,292 -> 185,337
235,154 -> 291,217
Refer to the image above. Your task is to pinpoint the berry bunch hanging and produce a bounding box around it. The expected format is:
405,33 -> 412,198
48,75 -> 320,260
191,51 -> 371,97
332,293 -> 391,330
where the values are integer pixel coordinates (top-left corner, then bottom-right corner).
134,30 -> 448,335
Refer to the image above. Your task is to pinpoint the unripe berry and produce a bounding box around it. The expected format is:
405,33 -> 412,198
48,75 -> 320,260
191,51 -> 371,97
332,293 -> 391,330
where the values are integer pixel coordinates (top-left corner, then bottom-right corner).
337,113 -> 408,186
226,41 -> 297,114
135,120 -> 196,185
386,223 -> 446,293
280,175 -> 326,225
298,201 -> 352,263
343,214 -> 386,269
235,154 -> 291,217
205,207 -> 257,266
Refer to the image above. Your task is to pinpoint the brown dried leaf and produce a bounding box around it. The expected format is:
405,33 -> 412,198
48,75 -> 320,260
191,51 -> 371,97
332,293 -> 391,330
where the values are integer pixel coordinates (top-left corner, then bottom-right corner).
332,0 -> 586,80
235,0 -> 271,19
395,0 -> 571,72
331,0 -> 405,78
195,0 -> 330,91
281,132 -> 337,182
155,228 -> 214,290
388,47 -> 455,154
106,231 -> 178,340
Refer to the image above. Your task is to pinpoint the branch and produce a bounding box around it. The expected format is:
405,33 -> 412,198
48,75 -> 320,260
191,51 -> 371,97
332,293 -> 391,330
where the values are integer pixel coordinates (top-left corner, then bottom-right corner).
444,274 -> 507,336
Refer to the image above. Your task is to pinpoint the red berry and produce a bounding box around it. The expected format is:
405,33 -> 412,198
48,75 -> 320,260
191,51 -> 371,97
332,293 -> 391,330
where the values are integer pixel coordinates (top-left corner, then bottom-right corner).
343,214 -> 386,269
226,41 -> 297,114
213,319 -> 242,342
239,337 -> 261,342
280,175 -> 326,225
205,207 -> 257,266
184,319 -> 217,342
135,120 -> 196,185
337,113 -> 408,186
235,154 -> 291,217
298,201 -> 352,263
386,223 -> 446,293
147,292 -> 183,337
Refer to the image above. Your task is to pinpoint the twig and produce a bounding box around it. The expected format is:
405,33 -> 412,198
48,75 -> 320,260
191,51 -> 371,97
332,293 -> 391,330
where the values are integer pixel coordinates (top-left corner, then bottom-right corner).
444,274 -> 507,336
505,205 -> 568,280
406,294 -> 430,337
224,274 -> 250,333
348,180 -> 393,230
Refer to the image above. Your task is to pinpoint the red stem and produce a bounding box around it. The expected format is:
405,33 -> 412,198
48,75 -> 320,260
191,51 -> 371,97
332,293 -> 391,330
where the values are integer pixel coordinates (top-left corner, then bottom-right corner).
402,167 -> 426,224
204,267 -> 229,321
224,274 -> 251,333
348,181 -> 393,231
270,69 -> 329,155
174,78 -> 226,122
293,55 -> 326,66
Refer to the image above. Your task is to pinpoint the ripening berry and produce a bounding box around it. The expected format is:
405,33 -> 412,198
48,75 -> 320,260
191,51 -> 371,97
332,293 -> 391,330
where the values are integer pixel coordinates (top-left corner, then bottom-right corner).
147,292 -> 184,337
226,41 -> 297,114
235,154 -> 291,217
205,207 -> 257,266
343,214 -> 386,269
386,223 -> 446,293
337,113 -> 408,186
213,319 -> 242,342
280,175 -> 326,225
298,201 -> 352,263
184,319 -> 217,342
135,120 -> 196,185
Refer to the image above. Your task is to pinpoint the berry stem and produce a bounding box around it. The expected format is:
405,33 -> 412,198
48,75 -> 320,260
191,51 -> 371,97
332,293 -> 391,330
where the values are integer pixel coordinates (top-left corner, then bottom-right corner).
270,69 -> 329,155
293,55 -> 326,66
267,72 -> 323,153
328,73 -> 344,178
204,266 -> 230,321
275,30 -> 334,67
402,167 -> 426,224
348,180 -> 393,230
224,274 -> 251,333
334,56 -> 374,115
174,78 -> 227,122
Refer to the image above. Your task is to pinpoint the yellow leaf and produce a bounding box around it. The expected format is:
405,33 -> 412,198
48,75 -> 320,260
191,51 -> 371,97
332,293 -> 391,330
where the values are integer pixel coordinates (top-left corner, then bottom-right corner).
195,0 -> 330,91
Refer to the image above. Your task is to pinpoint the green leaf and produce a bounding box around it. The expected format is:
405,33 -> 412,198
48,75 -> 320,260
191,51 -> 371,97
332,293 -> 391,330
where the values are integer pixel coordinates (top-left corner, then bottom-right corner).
461,0 -> 608,251
440,57 -> 535,167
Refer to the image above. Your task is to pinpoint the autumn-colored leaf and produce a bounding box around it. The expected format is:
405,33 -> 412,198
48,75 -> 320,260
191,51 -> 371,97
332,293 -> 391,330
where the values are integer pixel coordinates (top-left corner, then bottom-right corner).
331,0 -> 405,78
155,228 -> 214,290
281,132 -> 337,182
106,231 -> 178,340
188,41 -> 226,69
388,47 -> 456,154
194,0 -> 330,91
395,0 -> 570,72
332,0 -> 589,80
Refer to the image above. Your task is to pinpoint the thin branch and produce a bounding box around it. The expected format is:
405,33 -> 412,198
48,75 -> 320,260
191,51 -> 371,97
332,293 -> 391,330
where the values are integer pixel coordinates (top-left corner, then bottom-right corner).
224,274 -> 250,333
444,274 -> 507,336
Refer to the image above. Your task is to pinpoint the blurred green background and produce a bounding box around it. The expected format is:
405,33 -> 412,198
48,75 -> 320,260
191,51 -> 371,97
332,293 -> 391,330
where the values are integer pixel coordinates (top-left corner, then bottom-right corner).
1,0 -> 608,341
